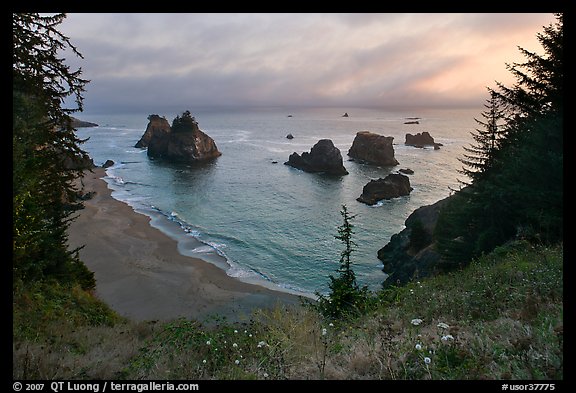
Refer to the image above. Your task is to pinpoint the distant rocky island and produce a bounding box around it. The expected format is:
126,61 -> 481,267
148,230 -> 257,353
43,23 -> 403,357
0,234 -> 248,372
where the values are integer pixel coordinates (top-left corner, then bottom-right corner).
405,131 -> 442,149
135,111 -> 221,163
348,131 -> 399,166
285,139 -> 348,176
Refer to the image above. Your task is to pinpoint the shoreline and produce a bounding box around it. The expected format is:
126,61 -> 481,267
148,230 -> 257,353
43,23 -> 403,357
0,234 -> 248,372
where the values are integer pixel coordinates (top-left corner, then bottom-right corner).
67,168 -> 304,323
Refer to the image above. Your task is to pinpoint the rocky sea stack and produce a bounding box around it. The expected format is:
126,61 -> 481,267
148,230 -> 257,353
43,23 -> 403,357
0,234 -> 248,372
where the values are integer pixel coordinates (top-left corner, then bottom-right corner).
405,131 -> 442,149
357,173 -> 412,205
348,131 -> 399,166
135,111 -> 221,163
285,139 -> 348,176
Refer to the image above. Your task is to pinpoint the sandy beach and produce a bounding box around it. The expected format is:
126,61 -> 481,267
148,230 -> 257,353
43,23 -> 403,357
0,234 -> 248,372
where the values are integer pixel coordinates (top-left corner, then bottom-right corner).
67,168 -> 303,323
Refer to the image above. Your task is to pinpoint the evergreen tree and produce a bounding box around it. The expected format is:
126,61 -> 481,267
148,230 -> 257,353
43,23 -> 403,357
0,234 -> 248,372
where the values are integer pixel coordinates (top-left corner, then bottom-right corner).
459,91 -> 506,184
435,14 -> 563,265
13,13 -> 95,288
171,110 -> 197,133
317,206 -> 369,319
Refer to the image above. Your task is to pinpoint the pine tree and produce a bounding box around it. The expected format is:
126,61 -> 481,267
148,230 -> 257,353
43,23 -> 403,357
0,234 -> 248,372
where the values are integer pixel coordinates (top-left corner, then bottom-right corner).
459,91 -> 506,184
13,13 -> 94,288
317,206 -> 369,319
435,14 -> 563,264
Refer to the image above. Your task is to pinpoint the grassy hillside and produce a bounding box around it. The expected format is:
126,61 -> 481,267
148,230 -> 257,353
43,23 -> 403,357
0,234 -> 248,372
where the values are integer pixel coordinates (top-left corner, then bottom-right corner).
13,241 -> 563,380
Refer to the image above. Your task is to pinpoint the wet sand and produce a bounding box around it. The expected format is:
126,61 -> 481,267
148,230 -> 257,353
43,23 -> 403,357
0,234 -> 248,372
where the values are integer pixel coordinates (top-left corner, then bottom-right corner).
67,168 -> 303,323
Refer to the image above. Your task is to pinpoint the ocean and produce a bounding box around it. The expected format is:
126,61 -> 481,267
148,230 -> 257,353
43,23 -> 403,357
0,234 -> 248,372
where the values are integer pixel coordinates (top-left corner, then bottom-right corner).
74,106 -> 479,297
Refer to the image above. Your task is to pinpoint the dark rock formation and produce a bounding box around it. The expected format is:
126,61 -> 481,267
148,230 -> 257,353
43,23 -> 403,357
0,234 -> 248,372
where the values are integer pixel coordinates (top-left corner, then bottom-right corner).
399,168 -> 414,175
102,160 -> 114,168
377,195 -> 455,287
342,112 -> 349,117
135,115 -> 170,148
348,131 -> 399,166
69,117 -> 98,128
405,131 -> 441,149
357,173 -> 412,205
285,139 -> 348,176
286,133 -> 294,139
136,112 -> 221,164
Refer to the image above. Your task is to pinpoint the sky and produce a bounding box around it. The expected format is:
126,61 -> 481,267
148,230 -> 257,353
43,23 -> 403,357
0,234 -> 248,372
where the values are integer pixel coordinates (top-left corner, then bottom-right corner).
59,13 -> 557,113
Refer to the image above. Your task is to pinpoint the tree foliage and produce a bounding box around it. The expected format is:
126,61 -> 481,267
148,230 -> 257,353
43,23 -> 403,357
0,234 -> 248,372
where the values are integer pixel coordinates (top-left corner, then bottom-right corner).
171,110 -> 198,133
435,14 -> 563,265
13,13 -> 95,289
316,206 -> 370,319
459,91 -> 507,184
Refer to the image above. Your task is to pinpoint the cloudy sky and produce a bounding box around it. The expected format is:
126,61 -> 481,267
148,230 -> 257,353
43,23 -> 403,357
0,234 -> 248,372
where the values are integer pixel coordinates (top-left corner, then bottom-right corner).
59,13 -> 556,113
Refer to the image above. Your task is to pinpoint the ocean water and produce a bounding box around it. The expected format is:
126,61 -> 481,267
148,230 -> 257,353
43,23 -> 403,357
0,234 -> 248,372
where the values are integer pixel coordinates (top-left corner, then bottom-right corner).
74,106 -> 479,297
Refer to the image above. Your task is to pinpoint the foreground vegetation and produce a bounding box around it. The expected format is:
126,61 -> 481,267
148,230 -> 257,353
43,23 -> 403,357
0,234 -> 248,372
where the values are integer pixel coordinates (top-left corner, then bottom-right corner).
13,242 -> 563,380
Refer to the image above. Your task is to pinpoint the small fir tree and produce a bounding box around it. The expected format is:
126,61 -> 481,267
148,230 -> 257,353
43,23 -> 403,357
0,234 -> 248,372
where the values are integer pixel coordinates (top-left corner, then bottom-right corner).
317,205 -> 369,319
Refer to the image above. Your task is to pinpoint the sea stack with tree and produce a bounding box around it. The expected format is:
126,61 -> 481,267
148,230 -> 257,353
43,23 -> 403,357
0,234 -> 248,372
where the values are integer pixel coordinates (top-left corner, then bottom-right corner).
136,110 -> 221,163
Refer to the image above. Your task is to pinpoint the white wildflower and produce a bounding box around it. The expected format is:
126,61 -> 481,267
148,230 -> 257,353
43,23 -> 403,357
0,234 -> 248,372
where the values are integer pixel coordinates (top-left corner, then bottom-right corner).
202,359 -> 206,364
234,330 -> 238,333
233,343 -> 238,348
235,359 -> 240,365
249,334 -> 252,337
322,328 -> 327,336
424,357 -> 431,364
257,341 -> 267,348
411,318 -> 423,326
441,335 -> 454,342
437,322 -> 450,329
206,340 -> 211,345
415,343 -> 422,351
329,323 -> 334,327
263,372 -> 269,378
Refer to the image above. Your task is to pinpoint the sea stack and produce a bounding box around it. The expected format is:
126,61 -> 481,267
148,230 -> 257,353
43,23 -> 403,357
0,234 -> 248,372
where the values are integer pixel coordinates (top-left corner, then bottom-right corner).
285,139 -> 348,176
348,131 -> 399,166
135,111 -> 221,163
357,173 -> 412,205
405,131 -> 442,149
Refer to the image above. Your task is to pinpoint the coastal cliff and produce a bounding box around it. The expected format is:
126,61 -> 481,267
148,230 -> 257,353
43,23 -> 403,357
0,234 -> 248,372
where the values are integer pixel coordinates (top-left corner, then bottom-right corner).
377,195 -> 453,286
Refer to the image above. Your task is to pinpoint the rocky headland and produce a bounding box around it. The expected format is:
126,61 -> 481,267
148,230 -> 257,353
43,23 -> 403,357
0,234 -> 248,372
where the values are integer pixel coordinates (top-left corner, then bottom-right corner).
69,117 -> 99,128
377,194 -> 454,287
